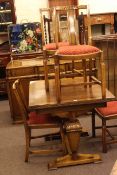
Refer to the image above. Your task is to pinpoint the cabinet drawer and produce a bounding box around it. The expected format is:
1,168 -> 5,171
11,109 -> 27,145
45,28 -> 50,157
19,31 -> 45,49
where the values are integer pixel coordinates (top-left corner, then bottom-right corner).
90,14 -> 112,25
0,57 -> 9,66
8,67 -> 37,77
0,79 -> 7,93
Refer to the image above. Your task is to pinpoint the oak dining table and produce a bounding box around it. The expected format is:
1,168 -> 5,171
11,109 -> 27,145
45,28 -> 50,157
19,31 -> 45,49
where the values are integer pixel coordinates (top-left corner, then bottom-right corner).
28,77 -> 115,170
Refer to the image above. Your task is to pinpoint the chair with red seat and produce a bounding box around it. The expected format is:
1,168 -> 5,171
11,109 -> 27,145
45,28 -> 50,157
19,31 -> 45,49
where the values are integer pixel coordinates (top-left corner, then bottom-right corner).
54,5 -> 106,102
40,7 -> 70,91
12,79 -> 65,162
92,100 -> 117,153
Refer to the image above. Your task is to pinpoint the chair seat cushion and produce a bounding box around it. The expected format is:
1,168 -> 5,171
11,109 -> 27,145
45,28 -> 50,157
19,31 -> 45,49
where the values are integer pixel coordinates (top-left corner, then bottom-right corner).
27,112 -> 60,124
57,45 -> 100,55
44,42 -> 69,50
96,101 -> 117,117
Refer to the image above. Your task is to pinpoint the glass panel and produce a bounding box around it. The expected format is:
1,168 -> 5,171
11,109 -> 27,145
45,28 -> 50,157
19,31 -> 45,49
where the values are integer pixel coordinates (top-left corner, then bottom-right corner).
0,1 -> 12,32
0,2 -> 11,10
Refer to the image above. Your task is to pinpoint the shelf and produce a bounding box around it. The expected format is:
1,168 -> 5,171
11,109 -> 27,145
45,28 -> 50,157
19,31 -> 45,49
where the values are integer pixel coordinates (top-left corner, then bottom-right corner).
0,9 -> 11,13
0,0 -> 16,96
0,21 -> 12,25
0,31 -> 8,34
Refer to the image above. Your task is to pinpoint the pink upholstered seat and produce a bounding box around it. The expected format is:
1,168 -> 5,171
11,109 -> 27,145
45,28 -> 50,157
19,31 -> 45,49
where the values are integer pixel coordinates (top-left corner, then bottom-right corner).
95,101 -> 117,118
57,45 -> 100,55
27,112 -> 60,124
44,42 -> 69,50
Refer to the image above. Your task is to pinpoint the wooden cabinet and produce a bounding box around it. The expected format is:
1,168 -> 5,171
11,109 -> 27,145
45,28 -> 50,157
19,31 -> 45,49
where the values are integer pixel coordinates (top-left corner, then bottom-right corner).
48,0 -> 78,7
6,58 -> 44,123
84,13 -> 114,34
0,52 -> 10,95
0,0 -> 16,95
0,0 -> 16,37
0,43 -> 10,95
92,34 -> 117,97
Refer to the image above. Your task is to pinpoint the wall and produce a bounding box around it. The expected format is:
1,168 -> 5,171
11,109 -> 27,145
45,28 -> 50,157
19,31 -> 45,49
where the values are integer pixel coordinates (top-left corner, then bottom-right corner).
14,0 -> 116,36
79,0 -> 113,35
14,0 -> 117,23
14,0 -> 49,23
79,0 -> 117,14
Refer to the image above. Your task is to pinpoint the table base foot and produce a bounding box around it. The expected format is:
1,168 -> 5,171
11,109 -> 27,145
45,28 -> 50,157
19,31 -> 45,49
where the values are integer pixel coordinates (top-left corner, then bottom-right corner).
48,153 -> 102,170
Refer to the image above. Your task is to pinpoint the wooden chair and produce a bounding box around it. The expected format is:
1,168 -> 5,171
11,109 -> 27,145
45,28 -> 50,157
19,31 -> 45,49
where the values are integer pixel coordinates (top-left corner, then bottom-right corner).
40,7 -> 69,91
92,100 -> 117,153
54,5 -> 106,102
12,79 -> 65,162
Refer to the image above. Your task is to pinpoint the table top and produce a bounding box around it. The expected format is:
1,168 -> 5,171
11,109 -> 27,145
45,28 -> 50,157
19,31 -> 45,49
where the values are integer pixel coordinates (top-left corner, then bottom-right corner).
29,78 -> 115,113
6,58 -> 44,69
6,58 -> 71,69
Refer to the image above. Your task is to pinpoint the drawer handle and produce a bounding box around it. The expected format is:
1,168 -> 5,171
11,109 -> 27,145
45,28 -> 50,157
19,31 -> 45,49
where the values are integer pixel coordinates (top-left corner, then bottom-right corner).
97,17 -> 102,21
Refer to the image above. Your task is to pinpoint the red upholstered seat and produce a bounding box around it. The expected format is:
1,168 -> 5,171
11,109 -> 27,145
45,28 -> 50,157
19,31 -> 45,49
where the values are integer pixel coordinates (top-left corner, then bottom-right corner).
92,100 -> 117,153
44,42 -> 69,50
96,101 -> 117,117
57,45 -> 100,55
27,112 -> 60,124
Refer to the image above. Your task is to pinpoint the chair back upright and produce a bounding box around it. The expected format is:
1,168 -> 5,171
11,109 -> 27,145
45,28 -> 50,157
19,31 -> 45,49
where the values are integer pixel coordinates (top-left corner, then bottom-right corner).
51,7 -> 59,48
86,5 -> 92,45
43,15 -> 52,44
12,79 -> 30,125
40,8 -> 52,46
67,6 -> 78,45
67,5 -> 92,46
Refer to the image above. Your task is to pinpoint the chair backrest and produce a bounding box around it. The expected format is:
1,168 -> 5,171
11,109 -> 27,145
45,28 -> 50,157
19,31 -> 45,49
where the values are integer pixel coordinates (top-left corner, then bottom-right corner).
55,5 -> 92,46
12,79 -> 28,124
40,5 -> 92,47
40,7 -> 68,47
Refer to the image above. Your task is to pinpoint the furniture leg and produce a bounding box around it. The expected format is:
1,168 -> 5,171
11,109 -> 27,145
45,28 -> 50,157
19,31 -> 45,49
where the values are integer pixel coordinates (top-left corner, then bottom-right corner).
102,119 -> 107,153
43,50 -> 49,91
25,128 -> 30,162
89,58 -> 93,87
92,110 -> 96,137
82,59 -> 87,88
48,113 -> 101,170
55,55 -> 61,103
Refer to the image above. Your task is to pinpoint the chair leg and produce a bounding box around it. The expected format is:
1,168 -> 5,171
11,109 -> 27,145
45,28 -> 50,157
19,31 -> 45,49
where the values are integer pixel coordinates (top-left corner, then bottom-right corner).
89,59 -> 92,87
43,51 -> 49,91
100,53 -> 106,98
92,110 -> 96,137
82,59 -> 87,88
29,129 -> 31,146
71,60 -> 75,78
25,128 -> 30,162
55,55 -> 61,103
102,119 -> 107,153
60,126 -> 67,155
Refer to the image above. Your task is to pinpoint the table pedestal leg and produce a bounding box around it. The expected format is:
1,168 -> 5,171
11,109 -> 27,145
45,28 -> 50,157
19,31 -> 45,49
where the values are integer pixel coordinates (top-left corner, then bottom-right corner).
48,117 -> 101,170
